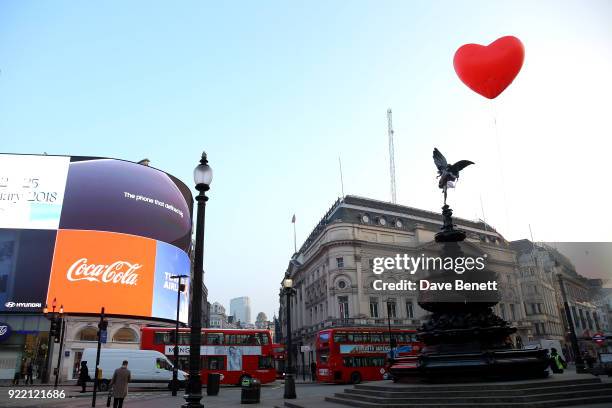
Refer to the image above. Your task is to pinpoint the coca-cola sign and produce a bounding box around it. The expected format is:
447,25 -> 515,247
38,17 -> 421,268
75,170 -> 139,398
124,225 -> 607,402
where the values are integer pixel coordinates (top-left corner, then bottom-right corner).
67,258 -> 141,285
47,229 -> 157,318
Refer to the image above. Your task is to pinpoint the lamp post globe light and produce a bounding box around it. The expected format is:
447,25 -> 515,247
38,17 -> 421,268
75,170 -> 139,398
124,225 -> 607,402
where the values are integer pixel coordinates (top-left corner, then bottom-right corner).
183,152 -> 212,408
282,274 -> 297,399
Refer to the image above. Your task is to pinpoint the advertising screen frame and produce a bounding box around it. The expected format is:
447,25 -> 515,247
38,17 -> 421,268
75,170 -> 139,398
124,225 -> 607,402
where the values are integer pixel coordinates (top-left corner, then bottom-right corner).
0,153 -> 194,324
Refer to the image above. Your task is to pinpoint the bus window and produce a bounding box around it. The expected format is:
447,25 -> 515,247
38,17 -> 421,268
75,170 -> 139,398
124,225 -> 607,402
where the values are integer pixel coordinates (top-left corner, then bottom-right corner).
318,353 -> 329,364
207,356 -> 225,370
154,332 -> 170,344
319,332 -> 330,342
207,333 -> 224,345
333,333 -> 347,343
257,333 -> 269,345
258,356 -> 273,369
371,357 -> 385,367
343,357 -> 353,367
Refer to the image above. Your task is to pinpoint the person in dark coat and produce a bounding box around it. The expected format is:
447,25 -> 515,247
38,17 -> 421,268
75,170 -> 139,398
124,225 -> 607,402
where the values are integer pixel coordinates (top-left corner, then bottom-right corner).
25,363 -> 33,385
78,361 -> 90,393
109,360 -> 131,408
310,361 -> 317,381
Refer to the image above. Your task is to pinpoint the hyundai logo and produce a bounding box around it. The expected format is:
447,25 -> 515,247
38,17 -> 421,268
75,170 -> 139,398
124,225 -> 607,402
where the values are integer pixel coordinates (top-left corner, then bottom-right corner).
4,302 -> 15,308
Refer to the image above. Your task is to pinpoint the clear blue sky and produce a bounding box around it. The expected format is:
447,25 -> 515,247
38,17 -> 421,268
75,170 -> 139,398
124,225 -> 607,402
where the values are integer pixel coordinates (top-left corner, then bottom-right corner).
1,1 -> 610,319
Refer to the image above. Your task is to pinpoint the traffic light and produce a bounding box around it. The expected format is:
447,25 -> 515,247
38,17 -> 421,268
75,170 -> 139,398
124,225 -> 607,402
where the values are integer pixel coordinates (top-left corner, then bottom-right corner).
49,318 -> 58,336
179,283 -> 186,292
53,319 -> 62,343
49,317 -> 62,343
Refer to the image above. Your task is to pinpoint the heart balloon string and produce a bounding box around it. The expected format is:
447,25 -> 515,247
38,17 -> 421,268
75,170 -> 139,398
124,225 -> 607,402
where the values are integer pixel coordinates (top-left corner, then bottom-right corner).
489,99 -> 511,237
453,35 -> 525,238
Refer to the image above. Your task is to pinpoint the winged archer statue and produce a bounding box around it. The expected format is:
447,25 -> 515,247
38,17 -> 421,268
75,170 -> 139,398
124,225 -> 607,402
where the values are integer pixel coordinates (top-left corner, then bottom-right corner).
433,148 -> 474,205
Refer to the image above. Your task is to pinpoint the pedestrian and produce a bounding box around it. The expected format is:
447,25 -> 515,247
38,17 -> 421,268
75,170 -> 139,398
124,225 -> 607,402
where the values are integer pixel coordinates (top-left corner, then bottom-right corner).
12,370 -> 20,385
78,361 -> 90,393
515,335 -> 523,349
310,361 -> 317,381
549,348 -> 567,374
582,351 -> 596,369
109,360 -> 131,408
25,362 -> 33,385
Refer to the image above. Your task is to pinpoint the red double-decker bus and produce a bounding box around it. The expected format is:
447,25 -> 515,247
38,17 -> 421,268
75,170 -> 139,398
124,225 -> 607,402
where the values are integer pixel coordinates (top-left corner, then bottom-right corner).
315,327 -> 420,384
140,327 -> 276,386
271,344 -> 286,379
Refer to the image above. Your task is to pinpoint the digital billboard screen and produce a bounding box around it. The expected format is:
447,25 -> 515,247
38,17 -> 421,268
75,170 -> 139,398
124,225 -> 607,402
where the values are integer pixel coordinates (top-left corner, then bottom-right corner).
0,154 -> 192,323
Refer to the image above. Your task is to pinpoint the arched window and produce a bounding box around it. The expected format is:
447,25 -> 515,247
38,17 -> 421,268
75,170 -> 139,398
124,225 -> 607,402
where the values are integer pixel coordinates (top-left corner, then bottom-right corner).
78,327 -> 98,342
112,328 -> 138,343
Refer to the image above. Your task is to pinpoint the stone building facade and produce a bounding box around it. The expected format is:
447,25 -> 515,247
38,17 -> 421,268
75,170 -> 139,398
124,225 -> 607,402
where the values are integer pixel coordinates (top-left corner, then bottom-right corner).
45,316 -> 173,382
511,240 -> 610,356
511,240 -> 565,343
279,196 -> 531,373
209,301 -> 240,329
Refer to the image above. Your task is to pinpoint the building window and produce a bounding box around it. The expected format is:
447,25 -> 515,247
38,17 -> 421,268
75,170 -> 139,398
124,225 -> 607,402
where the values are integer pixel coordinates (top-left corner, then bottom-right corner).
338,296 -> 349,319
406,301 -> 414,319
386,300 -> 397,318
112,328 -> 138,343
579,309 -> 585,328
369,298 -> 379,318
337,280 -> 347,289
594,311 -> 600,331
77,327 -> 98,342
509,304 -> 516,321
336,257 -> 344,268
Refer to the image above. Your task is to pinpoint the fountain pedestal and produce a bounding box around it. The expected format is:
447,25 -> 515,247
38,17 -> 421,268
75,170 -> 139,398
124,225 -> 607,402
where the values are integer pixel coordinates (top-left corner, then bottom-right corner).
391,205 -> 549,381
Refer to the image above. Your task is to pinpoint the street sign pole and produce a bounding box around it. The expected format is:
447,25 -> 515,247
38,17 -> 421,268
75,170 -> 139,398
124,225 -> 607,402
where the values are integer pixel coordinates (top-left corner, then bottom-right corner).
92,307 -> 106,407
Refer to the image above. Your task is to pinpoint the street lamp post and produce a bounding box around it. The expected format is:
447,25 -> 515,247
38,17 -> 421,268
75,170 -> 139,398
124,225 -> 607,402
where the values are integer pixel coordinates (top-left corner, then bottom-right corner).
171,274 -> 188,396
282,275 -> 297,399
53,305 -> 66,389
183,152 -> 212,408
557,274 -> 585,373
386,301 -> 396,360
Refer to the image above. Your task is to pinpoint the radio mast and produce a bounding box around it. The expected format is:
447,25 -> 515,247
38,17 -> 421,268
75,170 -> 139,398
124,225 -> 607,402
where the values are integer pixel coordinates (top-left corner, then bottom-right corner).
387,108 -> 397,203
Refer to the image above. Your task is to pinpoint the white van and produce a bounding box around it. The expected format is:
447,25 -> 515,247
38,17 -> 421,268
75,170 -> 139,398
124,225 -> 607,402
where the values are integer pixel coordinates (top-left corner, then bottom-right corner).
80,348 -> 187,391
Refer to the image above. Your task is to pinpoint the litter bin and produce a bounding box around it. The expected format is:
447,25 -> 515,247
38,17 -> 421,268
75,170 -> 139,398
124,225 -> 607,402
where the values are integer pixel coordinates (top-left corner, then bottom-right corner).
240,377 -> 260,404
207,373 -> 220,396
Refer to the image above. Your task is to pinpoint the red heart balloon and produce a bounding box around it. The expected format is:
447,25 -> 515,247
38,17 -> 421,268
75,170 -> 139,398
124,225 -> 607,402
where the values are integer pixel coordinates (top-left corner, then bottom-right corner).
453,36 -> 525,99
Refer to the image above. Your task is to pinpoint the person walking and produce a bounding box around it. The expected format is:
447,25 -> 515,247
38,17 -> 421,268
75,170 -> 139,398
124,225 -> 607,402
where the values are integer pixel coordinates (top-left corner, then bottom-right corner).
549,348 -> 567,374
78,361 -> 90,393
25,362 -> 33,385
310,361 -> 317,382
109,360 -> 131,408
